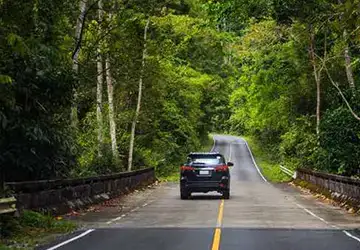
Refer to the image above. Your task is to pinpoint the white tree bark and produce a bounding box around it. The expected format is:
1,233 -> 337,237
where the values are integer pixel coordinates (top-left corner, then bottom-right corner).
96,0 -> 104,157
105,7 -> 119,162
128,18 -> 150,171
337,1 -> 355,93
106,56 -> 118,161
344,30 -> 356,92
309,31 -> 322,136
71,0 -> 88,127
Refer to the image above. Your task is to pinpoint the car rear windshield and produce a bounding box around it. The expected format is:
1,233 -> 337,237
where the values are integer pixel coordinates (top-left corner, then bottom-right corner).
187,155 -> 225,165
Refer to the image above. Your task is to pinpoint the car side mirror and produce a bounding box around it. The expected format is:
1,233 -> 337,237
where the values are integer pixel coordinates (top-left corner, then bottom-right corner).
227,162 -> 234,167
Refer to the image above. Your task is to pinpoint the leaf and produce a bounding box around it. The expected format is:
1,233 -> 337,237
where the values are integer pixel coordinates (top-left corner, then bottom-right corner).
0,75 -> 13,84
7,33 -> 27,55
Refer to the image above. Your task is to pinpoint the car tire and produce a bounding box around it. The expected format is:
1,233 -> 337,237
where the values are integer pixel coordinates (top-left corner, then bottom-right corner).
222,190 -> 230,199
180,189 -> 189,200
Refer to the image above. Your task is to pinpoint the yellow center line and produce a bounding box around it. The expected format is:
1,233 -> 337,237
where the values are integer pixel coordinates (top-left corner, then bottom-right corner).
216,199 -> 224,227
212,199 -> 224,250
211,228 -> 222,250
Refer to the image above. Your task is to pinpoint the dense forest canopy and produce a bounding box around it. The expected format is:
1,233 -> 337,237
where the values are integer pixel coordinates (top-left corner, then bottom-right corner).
1,0 -> 360,184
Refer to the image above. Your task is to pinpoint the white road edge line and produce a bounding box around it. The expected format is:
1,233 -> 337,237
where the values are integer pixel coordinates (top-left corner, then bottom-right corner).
106,204 -> 146,225
46,229 -> 95,250
295,202 -> 360,243
242,138 -> 268,183
130,207 -> 139,213
211,135 -> 216,152
343,230 -> 360,243
236,136 -> 359,244
228,143 -> 232,162
294,203 -> 330,225
106,214 -> 126,224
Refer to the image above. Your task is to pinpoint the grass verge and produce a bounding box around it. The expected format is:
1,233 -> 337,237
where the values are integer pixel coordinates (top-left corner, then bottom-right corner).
157,172 -> 179,183
0,210 -> 76,250
242,136 -> 291,183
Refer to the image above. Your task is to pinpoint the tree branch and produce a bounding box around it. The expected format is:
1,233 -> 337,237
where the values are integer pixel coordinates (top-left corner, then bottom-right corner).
324,65 -> 360,121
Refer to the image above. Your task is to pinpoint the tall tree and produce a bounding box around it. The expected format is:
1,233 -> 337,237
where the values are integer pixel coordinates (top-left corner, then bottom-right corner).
106,56 -> 118,161
337,0 -> 356,93
128,18 -> 150,171
71,0 -> 89,127
105,3 -> 119,162
96,0 -> 104,157
309,28 -> 323,136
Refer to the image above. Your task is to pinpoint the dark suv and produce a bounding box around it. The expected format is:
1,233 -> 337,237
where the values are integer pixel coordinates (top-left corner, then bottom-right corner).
180,152 -> 233,199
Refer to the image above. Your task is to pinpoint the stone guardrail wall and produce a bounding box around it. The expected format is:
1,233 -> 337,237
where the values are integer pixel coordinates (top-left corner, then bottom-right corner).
5,168 -> 155,215
297,168 -> 360,205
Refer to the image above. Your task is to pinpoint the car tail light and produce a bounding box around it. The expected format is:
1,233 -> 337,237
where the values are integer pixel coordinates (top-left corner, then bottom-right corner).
180,166 -> 194,171
215,165 -> 229,172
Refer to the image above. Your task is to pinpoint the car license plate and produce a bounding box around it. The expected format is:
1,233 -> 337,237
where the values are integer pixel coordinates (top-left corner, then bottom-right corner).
199,170 -> 209,175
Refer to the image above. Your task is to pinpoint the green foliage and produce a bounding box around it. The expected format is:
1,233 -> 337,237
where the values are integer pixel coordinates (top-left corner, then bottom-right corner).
318,107 -> 360,175
93,8 -> 231,175
0,211 -> 76,249
19,211 -> 74,231
244,136 -> 291,182
0,0 -> 230,182
280,117 -> 318,169
0,0 -> 77,181
0,215 -> 20,238
3,0 -> 358,184
224,0 -> 360,176
0,75 -> 12,84
229,20 -> 304,150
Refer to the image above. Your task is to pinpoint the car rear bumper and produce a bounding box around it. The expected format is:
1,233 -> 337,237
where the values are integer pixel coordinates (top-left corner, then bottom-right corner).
180,176 -> 230,192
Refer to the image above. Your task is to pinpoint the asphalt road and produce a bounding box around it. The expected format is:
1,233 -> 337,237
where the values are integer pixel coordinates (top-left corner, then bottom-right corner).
42,135 -> 360,250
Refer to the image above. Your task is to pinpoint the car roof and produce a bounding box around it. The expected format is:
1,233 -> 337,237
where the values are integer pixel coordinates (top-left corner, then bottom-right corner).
188,152 -> 223,157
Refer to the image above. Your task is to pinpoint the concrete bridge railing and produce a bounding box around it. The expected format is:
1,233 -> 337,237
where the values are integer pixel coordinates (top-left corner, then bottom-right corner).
5,168 -> 155,215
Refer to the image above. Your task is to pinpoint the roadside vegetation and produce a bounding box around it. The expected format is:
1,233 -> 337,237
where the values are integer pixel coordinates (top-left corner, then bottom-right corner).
158,134 -> 214,183
223,1 -> 360,178
2,0 -> 359,188
2,0 -> 360,248
0,211 -> 76,250
1,0 -> 360,241
199,135 -> 215,153
0,0 -> 231,187
243,136 -> 291,183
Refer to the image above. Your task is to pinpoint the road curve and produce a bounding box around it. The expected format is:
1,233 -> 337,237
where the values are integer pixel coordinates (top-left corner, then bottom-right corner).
41,135 -> 360,250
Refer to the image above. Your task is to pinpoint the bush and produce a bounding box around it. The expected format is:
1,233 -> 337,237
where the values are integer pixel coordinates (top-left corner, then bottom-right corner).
280,116 -> 317,169
317,107 -> 360,175
0,215 -> 20,238
19,211 -> 53,228
0,211 -> 76,240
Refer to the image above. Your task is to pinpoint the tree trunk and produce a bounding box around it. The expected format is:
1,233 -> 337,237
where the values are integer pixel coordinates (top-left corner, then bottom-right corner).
344,30 -> 355,92
105,7 -> 118,162
309,30 -> 321,136
96,0 -> 104,157
71,0 -> 88,127
33,0 -> 39,31
106,56 -> 118,161
315,66 -> 321,136
128,18 -> 150,171
337,0 -> 355,93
